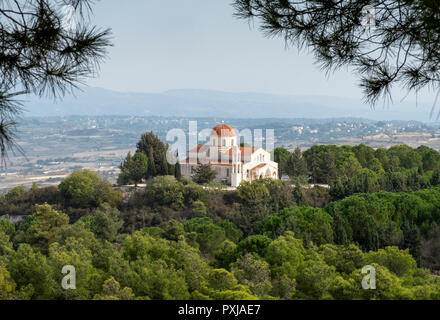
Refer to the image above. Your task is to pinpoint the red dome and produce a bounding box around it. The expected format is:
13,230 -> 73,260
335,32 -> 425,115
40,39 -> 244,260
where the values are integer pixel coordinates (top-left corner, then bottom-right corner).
211,124 -> 236,137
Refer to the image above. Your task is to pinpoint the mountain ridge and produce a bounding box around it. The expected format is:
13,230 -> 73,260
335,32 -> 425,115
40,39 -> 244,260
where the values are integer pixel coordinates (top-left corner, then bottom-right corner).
22,86 -> 435,122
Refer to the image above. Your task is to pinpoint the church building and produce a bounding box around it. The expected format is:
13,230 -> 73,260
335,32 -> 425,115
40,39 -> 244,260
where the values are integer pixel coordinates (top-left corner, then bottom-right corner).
181,124 -> 278,187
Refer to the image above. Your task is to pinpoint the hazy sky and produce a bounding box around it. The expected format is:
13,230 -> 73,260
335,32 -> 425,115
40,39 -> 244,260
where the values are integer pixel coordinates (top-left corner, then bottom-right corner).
85,0 -> 435,102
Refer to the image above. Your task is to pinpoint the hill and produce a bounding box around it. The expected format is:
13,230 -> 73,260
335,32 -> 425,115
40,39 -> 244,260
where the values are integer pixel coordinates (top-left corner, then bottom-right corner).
22,87 -> 435,121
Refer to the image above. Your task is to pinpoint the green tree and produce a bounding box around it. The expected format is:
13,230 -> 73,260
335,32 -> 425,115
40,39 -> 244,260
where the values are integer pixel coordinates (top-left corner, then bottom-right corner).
291,206 -> 334,246
330,177 -> 349,200
184,218 -> 226,258
161,151 -> 170,176
264,232 -> 306,290
0,218 -> 14,237
351,263 -> 413,300
0,0 -> 111,159
147,147 -> 156,178
364,246 -> 417,277
0,231 -> 14,259
286,147 -> 307,178
232,253 -> 272,298
26,204 -> 69,252
175,158 -> 182,180
351,169 -> 381,194
118,152 -> 148,186
59,169 -> 122,208
146,176 -> 184,208
137,132 -> 169,177
375,148 -> 392,172
235,235 -> 273,259
191,200 -> 208,217
236,181 -> 271,234
93,277 -> 135,300
198,268 -> 257,300
48,237 -> 103,300
337,153 -> 362,180
274,147 -> 291,177
417,146 -> 440,172
183,183 -> 210,206
89,204 -> 124,242
327,194 -> 403,251
367,158 -> 385,174
7,244 -> 56,299
254,178 -> 295,212
165,220 -> 185,242
388,145 -> 422,170
0,264 -> 32,300
261,207 -> 333,245
192,164 -> 217,184
303,145 -> 339,183
31,182 -> 38,192
122,232 -> 203,299
307,147 -> 320,184
218,220 -> 243,243
4,185 -> 26,202
292,184 -> 307,206
293,248 -> 338,299
352,144 -> 376,168
318,244 -> 364,275
325,150 -> 338,183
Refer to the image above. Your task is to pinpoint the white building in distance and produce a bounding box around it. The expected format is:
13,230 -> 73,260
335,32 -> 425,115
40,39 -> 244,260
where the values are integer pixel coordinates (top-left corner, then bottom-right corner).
181,124 -> 278,187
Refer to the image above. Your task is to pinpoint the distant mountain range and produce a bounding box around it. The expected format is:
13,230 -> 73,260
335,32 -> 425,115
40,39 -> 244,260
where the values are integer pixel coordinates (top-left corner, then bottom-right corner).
21,86 -> 437,122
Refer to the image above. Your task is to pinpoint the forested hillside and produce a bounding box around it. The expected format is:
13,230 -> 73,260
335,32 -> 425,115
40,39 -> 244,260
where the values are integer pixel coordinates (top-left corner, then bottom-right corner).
276,144 -> 440,198
1,173 -> 440,298
3,138 -> 440,299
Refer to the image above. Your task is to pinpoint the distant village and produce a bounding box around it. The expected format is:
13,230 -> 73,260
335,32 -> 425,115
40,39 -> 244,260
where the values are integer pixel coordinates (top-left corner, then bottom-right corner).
1,115 -> 439,193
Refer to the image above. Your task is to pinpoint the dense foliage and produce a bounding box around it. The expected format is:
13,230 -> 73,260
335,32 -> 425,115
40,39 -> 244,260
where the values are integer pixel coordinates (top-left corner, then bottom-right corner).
276,144 -> 440,199
2,159 -> 440,299
192,164 -> 217,184
118,152 -> 149,186
117,132 -> 180,185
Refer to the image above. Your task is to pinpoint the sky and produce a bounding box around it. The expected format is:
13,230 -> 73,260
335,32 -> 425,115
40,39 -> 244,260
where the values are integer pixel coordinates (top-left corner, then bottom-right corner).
84,0 -> 435,103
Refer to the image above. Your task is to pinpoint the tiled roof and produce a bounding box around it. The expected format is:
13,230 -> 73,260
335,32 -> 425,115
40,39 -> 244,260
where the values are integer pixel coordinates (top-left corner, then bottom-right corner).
188,144 -> 205,153
227,146 -> 258,155
210,124 -> 236,137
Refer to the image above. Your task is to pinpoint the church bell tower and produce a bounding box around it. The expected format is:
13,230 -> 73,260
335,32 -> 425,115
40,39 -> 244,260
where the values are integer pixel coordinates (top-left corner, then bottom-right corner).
231,147 -> 242,187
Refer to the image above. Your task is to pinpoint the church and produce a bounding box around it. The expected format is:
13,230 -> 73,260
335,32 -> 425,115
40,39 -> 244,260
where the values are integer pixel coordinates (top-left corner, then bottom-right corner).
181,124 -> 278,187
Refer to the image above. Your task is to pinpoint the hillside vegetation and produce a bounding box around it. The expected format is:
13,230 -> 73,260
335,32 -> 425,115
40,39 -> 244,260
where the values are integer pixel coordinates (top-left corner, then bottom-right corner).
2,139 -> 440,299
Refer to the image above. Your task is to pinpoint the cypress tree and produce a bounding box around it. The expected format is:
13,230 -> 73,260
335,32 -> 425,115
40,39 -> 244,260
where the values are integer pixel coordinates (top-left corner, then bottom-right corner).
161,152 -> 169,175
175,159 -> 182,180
286,147 -> 307,178
147,147 -> 156,178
